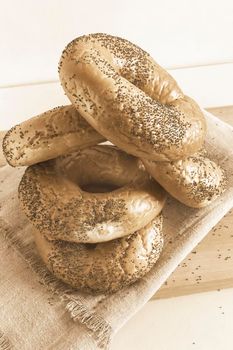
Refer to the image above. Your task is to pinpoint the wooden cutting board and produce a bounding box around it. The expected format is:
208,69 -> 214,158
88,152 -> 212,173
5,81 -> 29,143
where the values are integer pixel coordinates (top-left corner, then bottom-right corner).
153,106 -> 233,299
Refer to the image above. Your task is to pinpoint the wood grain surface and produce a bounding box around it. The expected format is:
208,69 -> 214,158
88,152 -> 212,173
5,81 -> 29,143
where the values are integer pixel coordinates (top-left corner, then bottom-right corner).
153,106 -> 233,299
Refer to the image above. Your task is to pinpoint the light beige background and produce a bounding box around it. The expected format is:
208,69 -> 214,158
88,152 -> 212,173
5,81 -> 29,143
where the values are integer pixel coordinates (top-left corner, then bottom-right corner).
0,0 -> 233,87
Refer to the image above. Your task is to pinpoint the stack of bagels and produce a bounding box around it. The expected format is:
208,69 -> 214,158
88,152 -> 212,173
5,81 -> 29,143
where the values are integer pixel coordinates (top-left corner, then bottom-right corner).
2,33 -> 226,294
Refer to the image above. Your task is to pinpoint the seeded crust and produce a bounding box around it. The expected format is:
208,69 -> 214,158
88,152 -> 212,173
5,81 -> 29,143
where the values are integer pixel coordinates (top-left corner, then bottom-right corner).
2,105 -> 105,167
0,131 -> 7,166
59,33 -> 206,161
18,145 -> 166,243
143,153 -> 227,208
33,214 -> 164,294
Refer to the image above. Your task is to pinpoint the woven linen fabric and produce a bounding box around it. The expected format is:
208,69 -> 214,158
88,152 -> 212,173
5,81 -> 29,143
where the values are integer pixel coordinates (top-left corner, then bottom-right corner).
0,110 -> 233,350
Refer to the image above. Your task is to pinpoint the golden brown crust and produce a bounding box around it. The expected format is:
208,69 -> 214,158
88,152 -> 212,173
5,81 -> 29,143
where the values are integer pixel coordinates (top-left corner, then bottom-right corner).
0,131 -> 7,167
59,33 -> 206,161
18,145 -> 166,243
2,105 -> 105,167
33,214 -> 164,294
142,153 -> 226,208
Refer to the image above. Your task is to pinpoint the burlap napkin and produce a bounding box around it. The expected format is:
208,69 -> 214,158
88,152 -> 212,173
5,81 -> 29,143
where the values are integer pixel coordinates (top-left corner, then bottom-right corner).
0,110 -> 233,350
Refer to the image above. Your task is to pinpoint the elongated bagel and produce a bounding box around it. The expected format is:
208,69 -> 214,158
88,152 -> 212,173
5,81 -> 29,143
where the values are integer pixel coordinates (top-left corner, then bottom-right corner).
33,214 -> 163,294
59,33 -> 206,161
0,132 -> 7,166
3,105 -> 105,167
142,153 -> 226,208
18,145 -> 166,243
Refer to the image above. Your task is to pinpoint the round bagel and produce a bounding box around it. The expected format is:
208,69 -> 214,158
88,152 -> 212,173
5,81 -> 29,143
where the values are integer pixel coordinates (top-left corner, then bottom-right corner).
142,153 -> 226,208
2,105 -> 104,167
59,33 -> 206,161
18,145 -> 166,243
33,214 -> 163,294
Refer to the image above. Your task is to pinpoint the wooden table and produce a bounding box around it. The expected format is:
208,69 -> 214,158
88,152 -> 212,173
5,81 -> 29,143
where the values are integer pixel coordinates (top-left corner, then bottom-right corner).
153,106 -> 233,299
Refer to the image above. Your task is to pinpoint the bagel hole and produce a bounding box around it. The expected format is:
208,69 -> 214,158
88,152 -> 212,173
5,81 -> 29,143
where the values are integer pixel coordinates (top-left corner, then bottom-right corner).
85,243 -> 97,250
80,183 -> 120,193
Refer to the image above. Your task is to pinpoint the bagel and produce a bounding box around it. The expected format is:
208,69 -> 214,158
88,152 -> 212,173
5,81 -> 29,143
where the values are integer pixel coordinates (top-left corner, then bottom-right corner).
2,105 -> 105,167
18,145 -> 166,243
0,131 -> 7,166
59,33 -> 206,161
142,153 -> 226,208
33,214 -> 163,294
